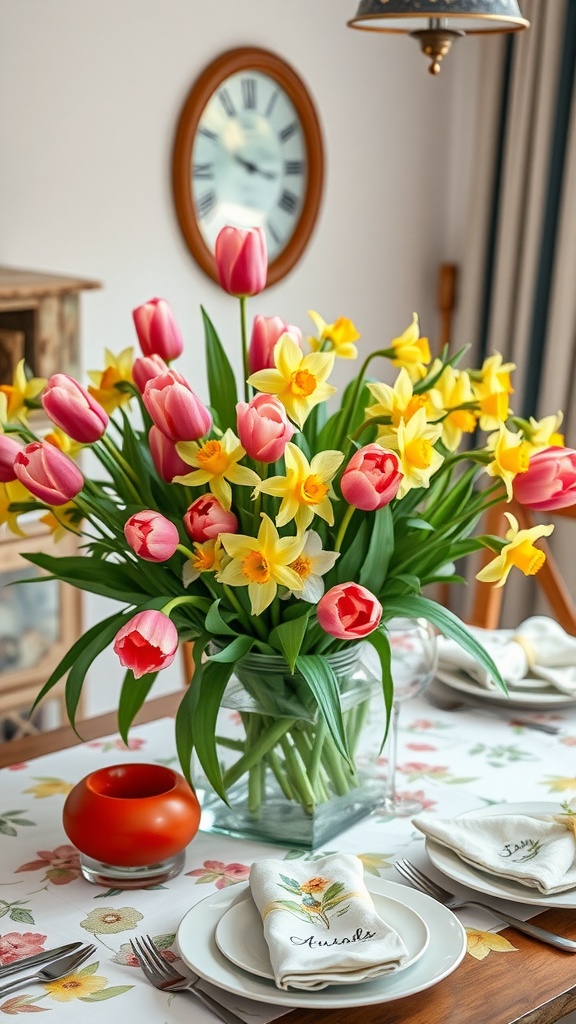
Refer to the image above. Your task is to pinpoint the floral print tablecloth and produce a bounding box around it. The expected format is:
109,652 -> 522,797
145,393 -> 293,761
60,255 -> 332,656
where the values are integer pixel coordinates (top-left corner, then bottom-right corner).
1,696 -> 576,1023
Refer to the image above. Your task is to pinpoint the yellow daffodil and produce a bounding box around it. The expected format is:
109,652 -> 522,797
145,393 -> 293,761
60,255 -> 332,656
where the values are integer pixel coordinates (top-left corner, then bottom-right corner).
0,479 -> 34,536
485,423 -> 531,500
39,503 -> 81,541
44,970 -> 108,1002
87,347 -> 134,413
43,425 -> 83,458
0,391 -> 7,424
182,538 -> 225,587
366,367 -> 430,432
525,411 -> 565,452
476,352 -> 516,394
379,408 -> 443,498
256,442 -> 344,530
471,352 -> 515,431
174,428 -> 260,510
388,314 -> 431,381
476,511 -> 554,588
0,359 -> 46,423
429,365 -> 478,451
218,514 -> 304,615
307,310 -> 360,359
284,531 -> 339,602
248,334 -> 336,429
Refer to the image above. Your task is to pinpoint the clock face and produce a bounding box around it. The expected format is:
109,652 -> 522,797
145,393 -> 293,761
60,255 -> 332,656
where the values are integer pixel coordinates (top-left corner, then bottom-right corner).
172,49 -> 324,286
191,70 -> 307,262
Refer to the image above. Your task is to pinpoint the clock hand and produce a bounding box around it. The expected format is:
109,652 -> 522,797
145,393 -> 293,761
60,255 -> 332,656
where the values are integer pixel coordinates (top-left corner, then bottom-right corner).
233,154 -> 278,180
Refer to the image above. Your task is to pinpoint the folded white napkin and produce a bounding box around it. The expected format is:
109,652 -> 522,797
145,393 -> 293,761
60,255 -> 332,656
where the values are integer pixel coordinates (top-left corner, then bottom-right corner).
249,853 -> 408,990
413,808 -> 576,894
437,616 -> 576,695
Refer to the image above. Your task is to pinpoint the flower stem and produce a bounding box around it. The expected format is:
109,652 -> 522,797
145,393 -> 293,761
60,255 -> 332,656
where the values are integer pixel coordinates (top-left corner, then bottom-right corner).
240,295 -> 249,402
223,717 -> 297,788
222,584 -> 268,641
335,504 -> 355,552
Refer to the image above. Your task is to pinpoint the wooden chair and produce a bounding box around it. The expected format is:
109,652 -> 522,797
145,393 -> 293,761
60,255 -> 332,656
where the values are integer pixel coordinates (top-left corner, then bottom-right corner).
470,499 -> 576,634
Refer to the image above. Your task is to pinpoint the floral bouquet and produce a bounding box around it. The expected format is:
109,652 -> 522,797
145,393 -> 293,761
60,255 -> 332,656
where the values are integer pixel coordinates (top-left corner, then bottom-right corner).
1,226 -> 574,840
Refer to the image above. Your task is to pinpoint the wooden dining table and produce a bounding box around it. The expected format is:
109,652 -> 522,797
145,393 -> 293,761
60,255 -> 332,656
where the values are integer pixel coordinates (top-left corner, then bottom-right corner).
2,691 -> 576,1024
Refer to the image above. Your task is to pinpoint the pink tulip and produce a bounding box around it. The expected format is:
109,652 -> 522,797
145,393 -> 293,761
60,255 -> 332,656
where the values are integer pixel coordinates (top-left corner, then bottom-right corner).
183,494 -> 238,542
132,297 -> 184,361
340,444 -> 403,511
249,316 -> 302,374
13,441 -> 84,506
42,374 -> 108,444
0,434 -> 25,483
236,393 -> 295,463
124,510 -> 180,562
317,583 -> 383,640
132,354 -> 169,394
149,425 -> 191,482
142,372 -> 212,442
113,609 -> 178,679
215,226 -> 267,297
513,446 -> 576,512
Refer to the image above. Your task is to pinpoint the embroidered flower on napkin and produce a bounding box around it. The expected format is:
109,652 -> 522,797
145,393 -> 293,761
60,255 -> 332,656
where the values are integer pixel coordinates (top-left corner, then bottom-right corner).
249,853 -> 408,990
413,805 -> 576,895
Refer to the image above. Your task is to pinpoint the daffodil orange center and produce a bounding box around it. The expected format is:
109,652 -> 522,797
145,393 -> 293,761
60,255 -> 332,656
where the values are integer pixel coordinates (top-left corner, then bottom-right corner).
290,554 -> 313,580
509,541 -> 546,577
242,550 -> 271,584
405,438 -> 433,469
298,474 -> 329,506
481,391 -> 509,420
499,443 -> 530,474
392,395 -> 427,428
449,409 -> 477,432
193,544 -> 216,571
196,440 -> 229,475
291,369 -> 317,397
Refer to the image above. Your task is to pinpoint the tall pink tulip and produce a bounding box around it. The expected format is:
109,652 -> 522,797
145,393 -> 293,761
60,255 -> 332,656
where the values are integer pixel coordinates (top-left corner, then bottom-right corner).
132,354 -> 169,394
113,609 -> 178,678
317,583 -> 383,640
13,441 -> 84,505
183,494 -> 238,542
340,444 -> 403,511
143,372 -> 212,442
124,510 -> 180,562
42,374 -> 108,444
236,393 -> 295,463
132,297 -> 184,361
249,316 -> 302,374
513,446 -> 576,512
0,434 -> 25,482
215,227 -> 267,297
149,425 -> 191,482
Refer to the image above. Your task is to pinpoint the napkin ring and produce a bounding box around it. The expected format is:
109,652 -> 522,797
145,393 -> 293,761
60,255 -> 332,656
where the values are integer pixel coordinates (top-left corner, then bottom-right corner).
511,634 -> 537,668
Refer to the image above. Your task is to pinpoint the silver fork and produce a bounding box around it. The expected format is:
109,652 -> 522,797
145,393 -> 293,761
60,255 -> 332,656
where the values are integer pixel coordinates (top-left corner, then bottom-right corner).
394,858 -> 576,952
0,944 -> 96,998
130,935 -> 246,1024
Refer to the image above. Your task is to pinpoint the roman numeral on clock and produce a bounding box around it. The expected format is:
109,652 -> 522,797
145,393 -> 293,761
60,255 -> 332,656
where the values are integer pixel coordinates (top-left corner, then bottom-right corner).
279,122 -> 298,143
199,126 -> 218,142
196,190 -> 217,219
193,163 -> 214,180
242,78 -> 257,110
285,160 -> 304,176
278,190 -> 298,214
218,88 -> 235,116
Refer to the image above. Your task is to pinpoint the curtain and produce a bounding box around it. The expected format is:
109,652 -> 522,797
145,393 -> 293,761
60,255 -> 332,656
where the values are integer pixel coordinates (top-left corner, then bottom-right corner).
454,0 -> 576,627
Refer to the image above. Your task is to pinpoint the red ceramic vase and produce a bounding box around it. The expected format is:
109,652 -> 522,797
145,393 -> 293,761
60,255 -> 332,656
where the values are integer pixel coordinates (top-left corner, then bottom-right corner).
63,763 -> 200,887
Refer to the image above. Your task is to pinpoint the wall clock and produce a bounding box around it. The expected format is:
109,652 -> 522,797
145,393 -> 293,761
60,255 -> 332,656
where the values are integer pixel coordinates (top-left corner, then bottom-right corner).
172,47 -> 324,287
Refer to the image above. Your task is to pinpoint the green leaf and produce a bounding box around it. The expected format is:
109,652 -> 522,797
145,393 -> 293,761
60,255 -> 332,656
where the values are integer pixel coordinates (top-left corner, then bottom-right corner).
359,505 -> 393,593
365,628 -> 393,750
175,635 -> 210,785
208,635 -> 254,663
295,654 -> 350,764
270,611 -> 310,672
190,658 -> 237,802
205,599 -> 238,637
80,986 -> 134,1001
202,306 -> 238,433
383,595 -> 507,693
118,670 -> 158,744
336,519 -> 369,583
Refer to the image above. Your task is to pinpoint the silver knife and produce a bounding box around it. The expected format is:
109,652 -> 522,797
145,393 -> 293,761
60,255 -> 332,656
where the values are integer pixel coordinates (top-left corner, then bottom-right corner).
0,942 -> 82,980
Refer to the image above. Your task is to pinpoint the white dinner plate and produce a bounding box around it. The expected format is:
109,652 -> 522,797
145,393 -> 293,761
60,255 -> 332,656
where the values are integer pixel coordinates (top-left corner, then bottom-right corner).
436,667 -> 576,710
177,877 -> 466,1009
426,801 -> 576,909
214,888 -> 430,981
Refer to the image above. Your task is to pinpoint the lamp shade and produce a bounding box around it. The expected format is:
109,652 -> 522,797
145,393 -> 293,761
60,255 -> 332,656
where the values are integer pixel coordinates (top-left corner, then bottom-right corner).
348,0 -> 529,34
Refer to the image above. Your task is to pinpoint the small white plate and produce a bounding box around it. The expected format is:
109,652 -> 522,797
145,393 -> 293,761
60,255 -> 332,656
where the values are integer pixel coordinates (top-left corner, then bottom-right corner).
426,801 -> 576,909
436,668 -> 576,710
177,877 -> 466,1009
214,889 -> 429,981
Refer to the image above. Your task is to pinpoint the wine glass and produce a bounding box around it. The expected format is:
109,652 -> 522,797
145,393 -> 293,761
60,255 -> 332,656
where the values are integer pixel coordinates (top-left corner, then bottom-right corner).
377,616 -> 437,820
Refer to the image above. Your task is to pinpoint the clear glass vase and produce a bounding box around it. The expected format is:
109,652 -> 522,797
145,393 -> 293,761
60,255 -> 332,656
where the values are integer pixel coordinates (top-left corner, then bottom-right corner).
194,646 -> 384,849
